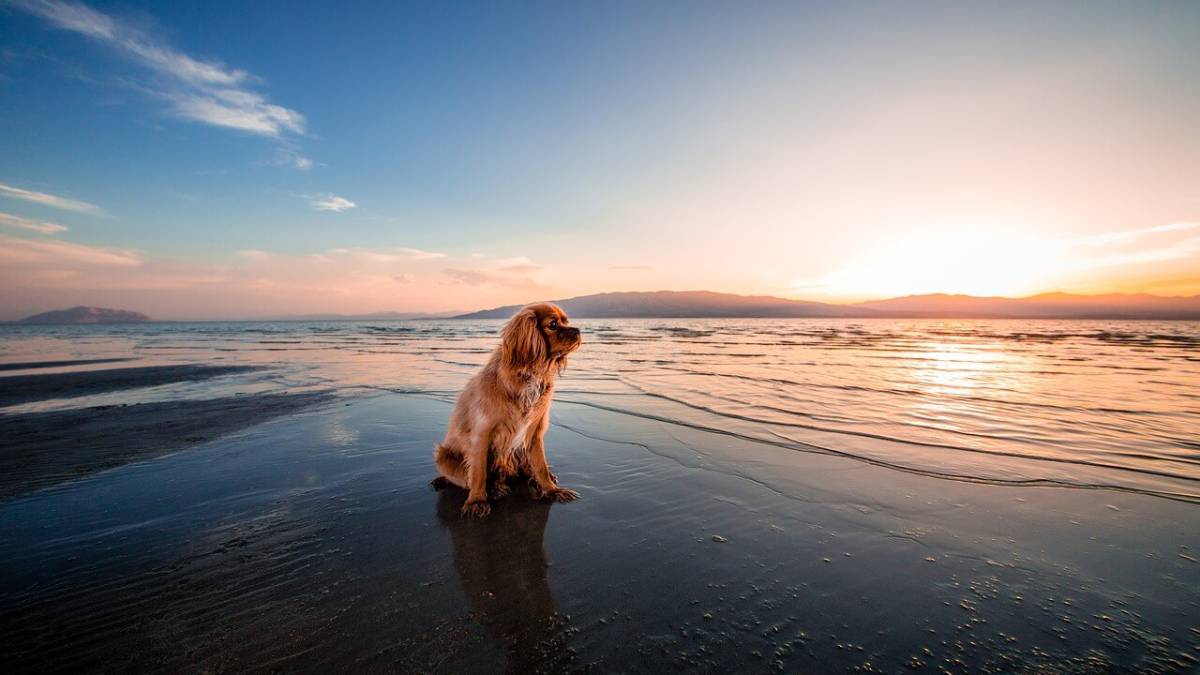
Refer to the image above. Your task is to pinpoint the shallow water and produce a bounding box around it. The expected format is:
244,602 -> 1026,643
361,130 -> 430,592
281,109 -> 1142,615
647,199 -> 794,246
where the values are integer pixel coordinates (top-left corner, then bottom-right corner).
3,318 -> 1198,501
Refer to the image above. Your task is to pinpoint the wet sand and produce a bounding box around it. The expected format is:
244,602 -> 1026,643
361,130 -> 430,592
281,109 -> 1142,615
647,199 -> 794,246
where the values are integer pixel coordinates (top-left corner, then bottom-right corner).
0,358 -> 136,372
0,392 -> 334,500
1,391 -> 1197,673
0,364 -> 263,406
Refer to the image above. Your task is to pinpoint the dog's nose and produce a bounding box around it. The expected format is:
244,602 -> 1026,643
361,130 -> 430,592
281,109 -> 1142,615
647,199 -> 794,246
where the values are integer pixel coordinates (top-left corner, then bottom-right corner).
566,326 -> 581,340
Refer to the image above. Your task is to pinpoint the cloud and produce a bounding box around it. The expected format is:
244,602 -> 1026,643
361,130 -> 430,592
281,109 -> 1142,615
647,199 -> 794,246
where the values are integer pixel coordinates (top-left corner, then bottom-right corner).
609,264 -> 654,271
502,263 -> 545,273
476,255 -> 545,274
0,211 -> 68,234
0,181 -> 103,214
1068,236 -> 1200,271
442,267 -> 545,291
0,234 -> 139,266
1067,221 -> 1200,248
11,0 -> 308,144
11,0 -> 245,85
394,247 -> 444,260
242,246 -> 443,264
312,195 -> 356,212
394,273 -> 415,283
323,246 -> 443,262
1060,221 -> 1200,271
261,147 -> 314,170
440,255 -> 554,290
168,89 -> 305,136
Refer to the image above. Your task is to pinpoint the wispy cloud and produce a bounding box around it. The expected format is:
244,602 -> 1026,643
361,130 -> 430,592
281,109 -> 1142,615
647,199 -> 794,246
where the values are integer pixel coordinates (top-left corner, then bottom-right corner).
324,246 -> 443,262
442,268 -> 545,291
441,254 -> 554,290
167,88 -> 304,137
11,0 -> 308,143
12,0 -> 245,85
0,181 -> 103,214
1061,222 -> 1200,271
493,255 -> 546,274
1067,221 -> 1200,248
394,247 -> 444,260
0,211 -> 69,234
263,147 -> 314,170
0,234 -> 139,266
312,195 -> 356,212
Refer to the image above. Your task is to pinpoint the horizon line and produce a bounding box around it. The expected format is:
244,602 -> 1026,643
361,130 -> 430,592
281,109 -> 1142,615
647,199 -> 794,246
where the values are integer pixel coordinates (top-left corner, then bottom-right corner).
9,287 -> 1200,323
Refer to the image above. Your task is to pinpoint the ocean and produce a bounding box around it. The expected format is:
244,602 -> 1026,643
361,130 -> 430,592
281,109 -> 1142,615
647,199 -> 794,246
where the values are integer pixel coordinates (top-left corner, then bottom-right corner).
4,318 -> 1197,501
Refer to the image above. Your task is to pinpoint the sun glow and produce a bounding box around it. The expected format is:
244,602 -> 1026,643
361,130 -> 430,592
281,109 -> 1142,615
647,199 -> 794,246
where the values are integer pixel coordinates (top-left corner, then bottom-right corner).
794,225 -> 1058,299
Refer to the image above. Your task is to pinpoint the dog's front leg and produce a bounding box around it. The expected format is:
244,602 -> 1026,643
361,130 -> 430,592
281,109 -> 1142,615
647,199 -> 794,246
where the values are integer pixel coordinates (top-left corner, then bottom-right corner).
526,415 -> 578,503
461,432 -> 492,518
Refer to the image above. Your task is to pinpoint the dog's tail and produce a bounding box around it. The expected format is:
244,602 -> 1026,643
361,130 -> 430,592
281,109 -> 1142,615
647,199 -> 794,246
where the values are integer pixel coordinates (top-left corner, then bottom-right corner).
432,443 -> 469,489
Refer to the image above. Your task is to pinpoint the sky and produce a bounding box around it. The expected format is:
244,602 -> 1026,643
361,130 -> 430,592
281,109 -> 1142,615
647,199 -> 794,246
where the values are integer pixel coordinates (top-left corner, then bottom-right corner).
1,0 -> 1198,320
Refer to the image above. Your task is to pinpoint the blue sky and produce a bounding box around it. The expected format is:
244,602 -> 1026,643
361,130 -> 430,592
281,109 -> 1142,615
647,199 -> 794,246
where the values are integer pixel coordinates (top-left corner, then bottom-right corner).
2,1 -> 1198,319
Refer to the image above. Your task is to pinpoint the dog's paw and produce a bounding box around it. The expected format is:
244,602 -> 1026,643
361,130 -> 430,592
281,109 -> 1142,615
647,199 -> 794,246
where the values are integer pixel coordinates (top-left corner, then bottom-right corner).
544,487 -> 580,503
490,481 -> 512,500
430,476 -> 451,491
551,487 -> 580,502
461,499 -> 492,518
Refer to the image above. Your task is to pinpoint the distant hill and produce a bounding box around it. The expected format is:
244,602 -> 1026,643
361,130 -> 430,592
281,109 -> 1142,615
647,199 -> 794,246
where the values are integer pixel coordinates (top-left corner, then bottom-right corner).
455,290 -> 1200,320
19,306 -> 151,324
455,291 -> 876,319
854,292 -> 1200,319
268,310 -> 464,321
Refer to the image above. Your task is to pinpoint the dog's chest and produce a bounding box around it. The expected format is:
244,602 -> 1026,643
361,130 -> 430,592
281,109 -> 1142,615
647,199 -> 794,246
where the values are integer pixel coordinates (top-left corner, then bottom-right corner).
518,378 -> 547,411
505,379 -> 547,453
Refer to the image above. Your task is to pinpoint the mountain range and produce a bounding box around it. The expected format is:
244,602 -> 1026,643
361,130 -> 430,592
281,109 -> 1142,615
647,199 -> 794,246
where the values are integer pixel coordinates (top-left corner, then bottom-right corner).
14,291 -> 1200,323
265,310 -> 464,321
17,306 -> 151,324
455,290 -> 1200,320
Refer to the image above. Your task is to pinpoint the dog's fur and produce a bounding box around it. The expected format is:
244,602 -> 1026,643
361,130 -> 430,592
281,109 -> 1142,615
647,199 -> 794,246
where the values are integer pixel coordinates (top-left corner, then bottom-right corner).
433,303 -> 582,517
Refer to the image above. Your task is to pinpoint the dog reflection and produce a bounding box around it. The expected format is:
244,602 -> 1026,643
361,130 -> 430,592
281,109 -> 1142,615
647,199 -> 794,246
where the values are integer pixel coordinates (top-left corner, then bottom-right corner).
435,483 -> 572,673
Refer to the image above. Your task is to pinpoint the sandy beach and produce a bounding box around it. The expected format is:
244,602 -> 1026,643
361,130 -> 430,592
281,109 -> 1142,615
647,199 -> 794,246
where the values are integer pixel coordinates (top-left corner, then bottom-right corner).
1,320 -> 1198,673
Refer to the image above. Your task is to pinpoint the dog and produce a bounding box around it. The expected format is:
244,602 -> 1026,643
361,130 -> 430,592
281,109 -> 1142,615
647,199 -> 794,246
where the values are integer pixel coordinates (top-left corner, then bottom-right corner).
433,303 -> 582,517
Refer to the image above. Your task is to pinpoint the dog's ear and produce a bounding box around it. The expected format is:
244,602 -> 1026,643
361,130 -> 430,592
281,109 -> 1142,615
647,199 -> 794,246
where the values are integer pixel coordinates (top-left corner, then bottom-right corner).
501,307 -> 546,372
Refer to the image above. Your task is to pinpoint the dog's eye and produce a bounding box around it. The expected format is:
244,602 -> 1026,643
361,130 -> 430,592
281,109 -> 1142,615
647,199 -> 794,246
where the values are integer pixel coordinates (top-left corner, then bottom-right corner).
548,320 -> 558,330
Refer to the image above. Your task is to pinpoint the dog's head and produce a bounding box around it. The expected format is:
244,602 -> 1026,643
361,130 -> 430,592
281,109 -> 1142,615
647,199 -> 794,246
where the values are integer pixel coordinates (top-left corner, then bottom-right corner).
500,303 -> 581,373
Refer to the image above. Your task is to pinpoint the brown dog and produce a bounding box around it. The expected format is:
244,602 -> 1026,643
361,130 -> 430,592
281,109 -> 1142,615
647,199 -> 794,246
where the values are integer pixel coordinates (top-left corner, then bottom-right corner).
433,303 -> 582,517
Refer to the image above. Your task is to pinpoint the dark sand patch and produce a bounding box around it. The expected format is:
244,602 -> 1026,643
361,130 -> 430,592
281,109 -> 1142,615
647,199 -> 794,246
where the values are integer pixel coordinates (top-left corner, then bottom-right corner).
0,358 -> 136,372
0,391 -> 334,500
0,394 -> 1196,673
0,364 -> 262,406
